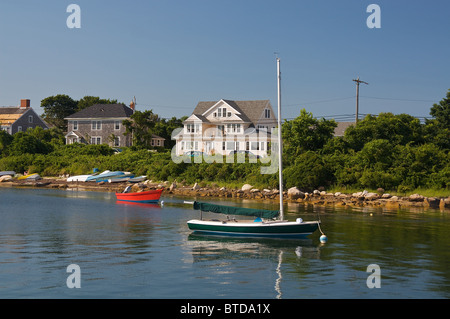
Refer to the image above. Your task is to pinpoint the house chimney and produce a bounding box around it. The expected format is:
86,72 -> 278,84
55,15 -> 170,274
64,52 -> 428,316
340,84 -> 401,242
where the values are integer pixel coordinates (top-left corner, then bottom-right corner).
20,99 -> 30,108
130,100 -> 135,111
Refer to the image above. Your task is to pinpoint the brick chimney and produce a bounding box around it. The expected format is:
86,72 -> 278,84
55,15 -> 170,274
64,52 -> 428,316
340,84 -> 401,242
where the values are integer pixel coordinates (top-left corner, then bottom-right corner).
130,100 -> 135,112
20,99 -> 30,108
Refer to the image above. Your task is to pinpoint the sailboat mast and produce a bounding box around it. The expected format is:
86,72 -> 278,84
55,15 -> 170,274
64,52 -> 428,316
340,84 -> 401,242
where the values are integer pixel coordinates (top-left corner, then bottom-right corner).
276,57 -> 284,220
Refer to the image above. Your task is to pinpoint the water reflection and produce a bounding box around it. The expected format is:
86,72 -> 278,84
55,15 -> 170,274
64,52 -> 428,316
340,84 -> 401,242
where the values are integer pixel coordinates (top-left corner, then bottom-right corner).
185,234 -> 324,298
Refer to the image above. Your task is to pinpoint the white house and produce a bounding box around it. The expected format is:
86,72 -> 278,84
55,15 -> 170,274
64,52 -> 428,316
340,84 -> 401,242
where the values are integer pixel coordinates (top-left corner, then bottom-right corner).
173,99 -> 278,157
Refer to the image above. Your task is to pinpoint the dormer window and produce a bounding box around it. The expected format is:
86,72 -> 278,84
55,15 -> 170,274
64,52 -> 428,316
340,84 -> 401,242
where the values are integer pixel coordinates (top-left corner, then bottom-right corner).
265,109 -> 271,118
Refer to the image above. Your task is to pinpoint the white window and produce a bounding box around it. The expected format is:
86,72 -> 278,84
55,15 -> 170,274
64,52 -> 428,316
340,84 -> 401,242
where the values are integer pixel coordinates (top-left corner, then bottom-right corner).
218,108 -> 222,117
91,137 -> 101,144
115,121 -> 120,130
28,115 -> 33,123
114,137 -> 120,147
18,126 -> 22,132
265,109 -> 271,118
92,121 -> 101,130
73,121 -> 78,130
251,142 -> 259,150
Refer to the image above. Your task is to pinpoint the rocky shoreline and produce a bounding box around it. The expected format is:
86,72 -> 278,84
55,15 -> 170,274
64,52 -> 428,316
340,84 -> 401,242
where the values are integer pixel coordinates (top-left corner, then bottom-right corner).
1,177 -> 449,211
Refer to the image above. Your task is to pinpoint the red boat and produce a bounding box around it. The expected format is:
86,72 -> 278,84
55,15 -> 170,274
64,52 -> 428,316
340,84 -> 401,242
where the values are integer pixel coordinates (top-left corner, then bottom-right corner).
115,189 -> 163,203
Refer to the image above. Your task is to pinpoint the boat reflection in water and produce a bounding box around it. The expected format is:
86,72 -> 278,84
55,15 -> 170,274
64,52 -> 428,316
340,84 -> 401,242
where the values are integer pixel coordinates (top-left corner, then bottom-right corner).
186,234 -> 322,298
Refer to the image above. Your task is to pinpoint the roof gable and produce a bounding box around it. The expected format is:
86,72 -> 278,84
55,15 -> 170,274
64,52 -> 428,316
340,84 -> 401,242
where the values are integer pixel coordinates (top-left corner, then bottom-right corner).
0,107 -> 31,125
191,99 -> 273,125
65,104 -> 133,119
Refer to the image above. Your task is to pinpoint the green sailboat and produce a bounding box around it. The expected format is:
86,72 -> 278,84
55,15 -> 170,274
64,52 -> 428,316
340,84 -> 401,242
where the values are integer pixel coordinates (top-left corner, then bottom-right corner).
187,58 -> 321,238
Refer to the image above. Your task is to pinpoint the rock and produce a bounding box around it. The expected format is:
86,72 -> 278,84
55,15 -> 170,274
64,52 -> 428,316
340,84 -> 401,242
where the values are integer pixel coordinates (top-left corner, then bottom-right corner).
241,184 -> 253,191
334,192 -> 342,197
381,193 -> 392,199
409,194 -> 424,202
169,182 -> 177,191
287,187 -> 305,199
313,190 -> 320,195
250,188 -> 260,193
192,183 -> 201,190
364,192 -> 379,200
263,189 -> 272,193
390,196 -> 399,201
376,188 -> 385,194
320,191 -> 327,196
425,197 -> 440,208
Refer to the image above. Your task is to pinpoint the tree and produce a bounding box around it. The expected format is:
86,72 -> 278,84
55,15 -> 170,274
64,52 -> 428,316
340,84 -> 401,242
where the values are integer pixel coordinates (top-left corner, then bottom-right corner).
344,112 -> 423,151
153,116 -> 185,148
8,131 -> 52,156
0,130 -> 13,157
77,96 -> 118,111
41,94 -> 78,130
424,89 -> 450,150
122,110 -> 159,148
282,109 -> 337,160
429,89 -> 450,128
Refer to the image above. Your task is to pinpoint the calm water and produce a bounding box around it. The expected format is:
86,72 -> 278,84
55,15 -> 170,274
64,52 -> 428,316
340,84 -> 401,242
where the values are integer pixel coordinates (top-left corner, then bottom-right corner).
0,187 -> 449,299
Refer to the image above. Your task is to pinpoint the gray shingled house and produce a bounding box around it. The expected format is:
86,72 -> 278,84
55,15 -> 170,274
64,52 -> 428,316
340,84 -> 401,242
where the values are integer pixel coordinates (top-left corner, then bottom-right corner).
64,103 -> 165,148
0,99 -> 49,134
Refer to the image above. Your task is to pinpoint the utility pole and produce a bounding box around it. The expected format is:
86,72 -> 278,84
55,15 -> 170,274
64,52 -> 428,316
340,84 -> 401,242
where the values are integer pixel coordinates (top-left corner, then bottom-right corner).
352,77 -> 368,123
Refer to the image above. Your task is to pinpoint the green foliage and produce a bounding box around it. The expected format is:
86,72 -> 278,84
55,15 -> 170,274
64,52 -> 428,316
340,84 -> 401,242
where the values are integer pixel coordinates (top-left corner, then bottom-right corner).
282,109 -> 337,160
0,90 -> 447,193
77,96 -> 118,111
41,94 -> 78,130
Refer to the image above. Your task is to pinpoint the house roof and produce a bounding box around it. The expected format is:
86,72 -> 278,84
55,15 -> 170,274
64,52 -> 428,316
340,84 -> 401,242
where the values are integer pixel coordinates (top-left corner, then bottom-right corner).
0,107 -> 29,125
65,104 -> 134,119
191,99 -> 272,124
334,122 -> 354,136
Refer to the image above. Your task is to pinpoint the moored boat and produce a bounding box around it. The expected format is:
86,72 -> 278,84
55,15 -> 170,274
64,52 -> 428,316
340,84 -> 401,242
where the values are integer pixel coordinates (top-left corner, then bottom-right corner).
187,201 -> 319,238
115,189 -> 163,203
186,58 -> 324,240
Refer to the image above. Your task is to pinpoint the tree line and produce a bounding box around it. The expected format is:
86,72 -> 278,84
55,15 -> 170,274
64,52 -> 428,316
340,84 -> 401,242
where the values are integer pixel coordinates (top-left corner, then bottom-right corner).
0,90 -> 448,193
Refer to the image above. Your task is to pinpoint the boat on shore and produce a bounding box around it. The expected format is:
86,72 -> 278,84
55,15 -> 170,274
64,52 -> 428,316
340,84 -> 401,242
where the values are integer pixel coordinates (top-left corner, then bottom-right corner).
17,173 -> 41,181
115,188 -> 163,203
0,171 -> 15,177
108,173 -> 135,183
67,174 -> 95,182
86,171 -> 125,182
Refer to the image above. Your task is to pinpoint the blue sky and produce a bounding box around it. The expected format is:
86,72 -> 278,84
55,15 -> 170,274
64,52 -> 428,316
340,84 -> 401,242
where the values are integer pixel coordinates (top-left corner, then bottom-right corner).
0,0 -> 449,121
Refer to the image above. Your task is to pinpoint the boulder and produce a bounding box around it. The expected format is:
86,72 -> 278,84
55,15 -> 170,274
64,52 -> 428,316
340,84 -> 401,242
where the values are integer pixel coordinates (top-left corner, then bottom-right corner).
287,187 -> 305,199
409,194 -> 424,202
364,192 -> 379,200
241,184 -> 253,191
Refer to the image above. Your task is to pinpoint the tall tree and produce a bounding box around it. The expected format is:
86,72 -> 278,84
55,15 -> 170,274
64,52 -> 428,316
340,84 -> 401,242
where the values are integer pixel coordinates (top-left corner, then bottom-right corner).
122,110 -> 159,148
77,96 -> 118,111
282,109 -> 337,159
41,94 -> 78,131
